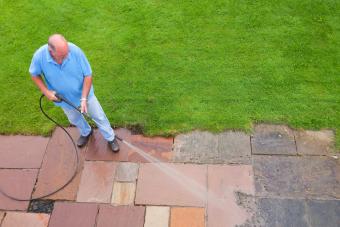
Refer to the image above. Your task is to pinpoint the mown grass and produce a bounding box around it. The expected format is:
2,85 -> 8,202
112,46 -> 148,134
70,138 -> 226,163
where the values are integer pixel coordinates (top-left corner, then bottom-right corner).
0,0 -> 339,148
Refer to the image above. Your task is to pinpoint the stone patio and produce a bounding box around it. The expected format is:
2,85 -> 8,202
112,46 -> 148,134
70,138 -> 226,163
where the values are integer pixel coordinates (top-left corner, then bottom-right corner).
0,124 -> 339,226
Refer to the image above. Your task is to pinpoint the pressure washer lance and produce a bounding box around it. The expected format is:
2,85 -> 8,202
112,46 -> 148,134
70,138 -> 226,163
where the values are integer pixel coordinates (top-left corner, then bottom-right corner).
0,93 -> 122,201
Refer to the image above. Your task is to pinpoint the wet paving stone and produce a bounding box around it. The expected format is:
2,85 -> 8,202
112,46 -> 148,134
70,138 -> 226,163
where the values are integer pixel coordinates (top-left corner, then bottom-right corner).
97,205 -> 145,227
85,129 -> 129,161
0,169 -> 38,211
251,124 -> 297,155
253,155 -> 340,199
0,135 -> 49,168
28,199 -> 54,213
173,131 -> 251,164
170,207 -> 205,227
86,128 -> 173,163
1,212 -> 50,227
295,130 -> 335,155
48,202 -> 98,227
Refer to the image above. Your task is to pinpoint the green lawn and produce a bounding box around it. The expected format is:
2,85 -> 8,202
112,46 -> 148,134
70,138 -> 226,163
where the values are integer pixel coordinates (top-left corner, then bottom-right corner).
0,0 -> 339,149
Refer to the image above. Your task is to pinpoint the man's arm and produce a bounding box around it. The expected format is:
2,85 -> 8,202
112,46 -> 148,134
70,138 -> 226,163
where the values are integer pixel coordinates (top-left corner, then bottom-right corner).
80,76 -> 92,113
31,76 -> 58,101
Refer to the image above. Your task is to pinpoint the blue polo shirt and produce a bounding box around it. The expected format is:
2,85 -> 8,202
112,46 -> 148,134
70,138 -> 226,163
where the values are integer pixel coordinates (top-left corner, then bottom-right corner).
29,42 -> 94,109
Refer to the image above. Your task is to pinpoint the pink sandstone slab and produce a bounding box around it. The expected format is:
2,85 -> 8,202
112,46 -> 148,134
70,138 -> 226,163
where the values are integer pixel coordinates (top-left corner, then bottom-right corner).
0,211 -> 5,224
33,127 -> 81,199
207,165 -> 255,227
45,127 -> 88,200
0,135 -> 49,168
135,163 -> 207,207
1,212 -> 49,227
126,134 -> 173,163
85,129 -> 129,161
97,205 -> 145,227
86,128 -> 173,162
170,207 -> 205,227
0,169 -> 38,210
48,202 -> 98,227
76,161 -> 117,203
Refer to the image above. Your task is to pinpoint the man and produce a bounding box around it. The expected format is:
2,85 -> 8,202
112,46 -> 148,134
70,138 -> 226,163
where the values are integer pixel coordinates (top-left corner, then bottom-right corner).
29,34 -> 119,152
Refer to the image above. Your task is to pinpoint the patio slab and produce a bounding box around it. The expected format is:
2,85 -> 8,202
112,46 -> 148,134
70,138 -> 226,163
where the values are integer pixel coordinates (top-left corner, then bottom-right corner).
76,161 -> 117,203
48,202 -> 98,227
1,212 -> 49,227
256,198 -> 308,226
295,130 -> 335,155
0,211 -> 5,224
135,163 -> 207,207
307,199 -> 340,226
0,135 -> 49,168
86,128 -> 173,162
170,207 -> 205,227
33,127 -> 84,200
115,162 -> 139,182
251,124 -> 297,155
96,205 -> 145,227
111,182 -> 136,205
207,165 -> 255,227
144,206 -> 169,227
85,129 -> 129,162
173,131 -> 251,164
0,169 -> 38,211
253,155 -> 340,199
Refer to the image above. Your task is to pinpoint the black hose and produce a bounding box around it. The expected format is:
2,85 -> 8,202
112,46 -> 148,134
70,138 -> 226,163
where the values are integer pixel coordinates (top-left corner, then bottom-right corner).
0,95 -> 80,201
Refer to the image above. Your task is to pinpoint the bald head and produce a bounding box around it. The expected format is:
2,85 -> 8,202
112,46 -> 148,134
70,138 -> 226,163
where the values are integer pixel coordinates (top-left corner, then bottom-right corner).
48,34 -> 69,64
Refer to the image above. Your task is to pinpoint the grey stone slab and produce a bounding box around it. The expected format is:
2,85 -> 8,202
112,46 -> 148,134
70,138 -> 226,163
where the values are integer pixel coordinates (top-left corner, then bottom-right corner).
307,199 -> 340,227
253,155 -> 306,198
253,155 -> 340,199
295,130 -> 335,155
251,124 -> 297,155
173,130 -> 251,164
115,162 -> 139,182
255,198 -> 308,227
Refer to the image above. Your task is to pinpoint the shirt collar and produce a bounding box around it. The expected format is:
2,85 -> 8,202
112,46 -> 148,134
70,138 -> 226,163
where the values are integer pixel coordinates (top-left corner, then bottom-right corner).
46,44 -> 72,66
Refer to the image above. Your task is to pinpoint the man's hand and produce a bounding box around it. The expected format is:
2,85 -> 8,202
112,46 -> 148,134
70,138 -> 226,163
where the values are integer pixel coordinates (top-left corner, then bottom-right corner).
80,99 -> 88,113
45,90 -> 58,101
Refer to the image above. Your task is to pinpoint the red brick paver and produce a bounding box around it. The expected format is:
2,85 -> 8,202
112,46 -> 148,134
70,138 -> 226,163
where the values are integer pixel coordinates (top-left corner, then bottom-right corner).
76,161 -> 117,203
135,163 -> 207,207
48,202 -> 98,227
0,169 -> 38,210
207,165 -> 255,227
96,205 -> 145,227
0,135 -> 49,168
170,207 -> 205,227
1,212 -> 49,227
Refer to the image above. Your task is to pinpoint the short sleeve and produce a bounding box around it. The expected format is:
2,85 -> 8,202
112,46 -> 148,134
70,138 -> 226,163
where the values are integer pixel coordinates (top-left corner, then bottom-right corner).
77,48 -> 92,77
29,51 -> 42,76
